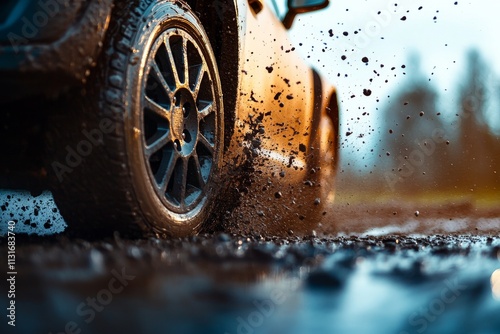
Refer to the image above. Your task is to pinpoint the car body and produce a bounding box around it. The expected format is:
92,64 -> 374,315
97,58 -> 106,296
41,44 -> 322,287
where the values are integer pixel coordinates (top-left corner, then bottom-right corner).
0,0 -> 338,237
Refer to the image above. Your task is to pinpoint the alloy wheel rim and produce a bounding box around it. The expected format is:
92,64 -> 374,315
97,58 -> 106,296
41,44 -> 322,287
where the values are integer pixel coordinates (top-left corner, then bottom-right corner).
141,28 -> 218,214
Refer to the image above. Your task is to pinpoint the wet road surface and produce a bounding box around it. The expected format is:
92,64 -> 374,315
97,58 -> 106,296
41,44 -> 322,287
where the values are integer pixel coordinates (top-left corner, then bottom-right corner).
2,231 -> 500,334
1,190 -> 500,334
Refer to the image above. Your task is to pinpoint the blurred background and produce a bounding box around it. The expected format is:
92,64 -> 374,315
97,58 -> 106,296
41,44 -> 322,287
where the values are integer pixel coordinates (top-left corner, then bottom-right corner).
288,0 -> 500,218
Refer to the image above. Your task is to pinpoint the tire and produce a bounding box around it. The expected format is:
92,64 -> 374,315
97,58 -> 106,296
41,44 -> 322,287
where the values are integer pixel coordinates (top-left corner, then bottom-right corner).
47,0 -> 224,237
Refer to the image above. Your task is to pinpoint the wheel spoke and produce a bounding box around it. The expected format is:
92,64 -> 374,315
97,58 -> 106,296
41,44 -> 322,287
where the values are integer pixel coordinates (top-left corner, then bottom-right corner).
198,134 -> 215,155
192,64 -> 206,97
166,37 -> 182,86
172,157 -> 188,207
158,151 -> 177,193
182,37 -> 189,86
191,153 -> 206,188
144,96 -> 171,122
149,61 -> 172,97
145,131 -> 171,157
198,101 -> 213,119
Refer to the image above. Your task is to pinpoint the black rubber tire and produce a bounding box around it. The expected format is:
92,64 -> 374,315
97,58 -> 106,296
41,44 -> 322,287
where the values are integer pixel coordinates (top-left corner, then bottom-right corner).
46,0 -> 224,238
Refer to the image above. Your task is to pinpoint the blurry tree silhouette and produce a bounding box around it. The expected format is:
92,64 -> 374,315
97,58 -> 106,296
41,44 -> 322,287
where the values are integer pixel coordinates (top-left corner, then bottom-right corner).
378,53 -> 449,194
455,50 -> 500,195
339,50 -> 500,202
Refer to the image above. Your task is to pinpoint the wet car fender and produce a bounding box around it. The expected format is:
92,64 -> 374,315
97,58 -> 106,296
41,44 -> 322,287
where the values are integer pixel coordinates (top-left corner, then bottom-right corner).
222,0 -> 339,234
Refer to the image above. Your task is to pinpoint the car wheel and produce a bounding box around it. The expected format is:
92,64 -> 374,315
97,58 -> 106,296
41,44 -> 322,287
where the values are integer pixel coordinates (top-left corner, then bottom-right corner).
47,0 -> 224,237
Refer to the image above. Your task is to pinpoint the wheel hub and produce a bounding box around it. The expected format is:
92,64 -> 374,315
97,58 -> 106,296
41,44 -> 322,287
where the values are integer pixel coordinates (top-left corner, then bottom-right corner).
172,88 -> 198,156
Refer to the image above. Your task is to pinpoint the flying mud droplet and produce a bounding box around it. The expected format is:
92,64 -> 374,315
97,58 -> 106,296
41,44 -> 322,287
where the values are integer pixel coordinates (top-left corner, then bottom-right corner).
363,89 -> 372,96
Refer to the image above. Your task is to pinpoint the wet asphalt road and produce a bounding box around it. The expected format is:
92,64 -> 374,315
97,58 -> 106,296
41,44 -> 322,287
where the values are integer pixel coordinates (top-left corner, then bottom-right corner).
1,190 -> 500,334
2,231 -> 500,334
